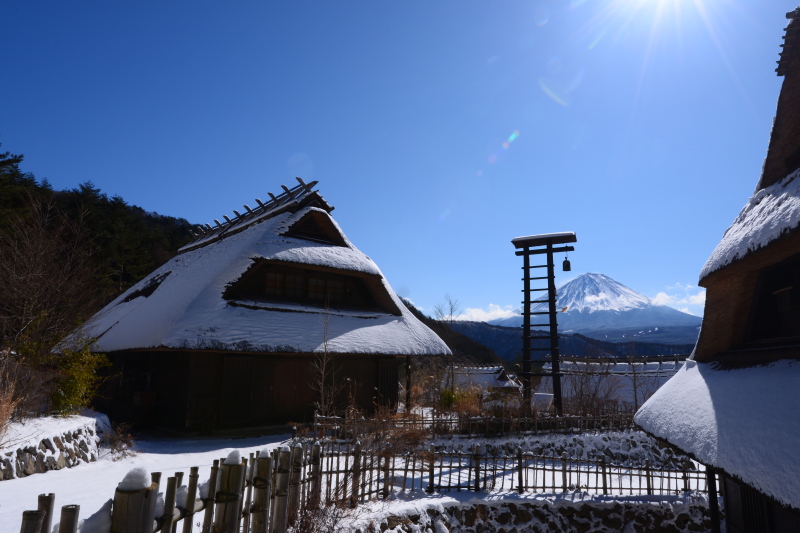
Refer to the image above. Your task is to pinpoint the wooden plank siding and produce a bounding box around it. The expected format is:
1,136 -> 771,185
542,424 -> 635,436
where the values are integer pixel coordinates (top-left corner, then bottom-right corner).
98,351 -> 400,431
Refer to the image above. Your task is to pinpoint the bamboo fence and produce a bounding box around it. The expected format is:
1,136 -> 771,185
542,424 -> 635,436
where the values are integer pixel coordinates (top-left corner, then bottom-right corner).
19,439 -> 715,533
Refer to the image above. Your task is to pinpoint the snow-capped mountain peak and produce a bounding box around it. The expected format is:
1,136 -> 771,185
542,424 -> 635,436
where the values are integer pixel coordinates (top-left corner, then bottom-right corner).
535,272 -> 651,314
489,272 -> 700,333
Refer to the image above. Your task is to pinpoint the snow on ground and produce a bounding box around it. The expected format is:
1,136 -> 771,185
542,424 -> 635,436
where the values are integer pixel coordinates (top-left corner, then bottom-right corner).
0,430 -> 291,532
1,415 -> 99,452
337,489 -> 711,532
428,430 -> 691,469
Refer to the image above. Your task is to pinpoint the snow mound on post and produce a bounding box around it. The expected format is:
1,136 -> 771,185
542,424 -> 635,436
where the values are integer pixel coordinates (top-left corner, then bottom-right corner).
118,467 -> 150,491
224,450 -> 241,465
700,167 -> 800,280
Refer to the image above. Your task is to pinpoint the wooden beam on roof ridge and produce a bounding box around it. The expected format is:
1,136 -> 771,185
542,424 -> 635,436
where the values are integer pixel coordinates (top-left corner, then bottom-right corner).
281,184 -> 295,199
268,192 -> 280,204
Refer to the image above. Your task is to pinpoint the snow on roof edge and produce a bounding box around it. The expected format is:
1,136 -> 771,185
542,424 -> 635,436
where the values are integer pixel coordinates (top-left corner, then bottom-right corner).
699,166 -> 800,281
635,359 -> 800,509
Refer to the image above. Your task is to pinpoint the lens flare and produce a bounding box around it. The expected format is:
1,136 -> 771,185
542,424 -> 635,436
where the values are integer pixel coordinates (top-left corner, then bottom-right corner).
488,130 -> 521,164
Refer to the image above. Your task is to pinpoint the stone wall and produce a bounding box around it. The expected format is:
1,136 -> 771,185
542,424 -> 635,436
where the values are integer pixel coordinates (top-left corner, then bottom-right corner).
372,499 -> 713,533
0,418 -> 99,481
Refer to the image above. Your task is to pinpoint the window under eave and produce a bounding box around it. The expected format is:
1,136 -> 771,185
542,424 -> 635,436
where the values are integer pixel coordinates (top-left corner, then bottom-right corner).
747,252 -> 800,344
223,260 -> 401,316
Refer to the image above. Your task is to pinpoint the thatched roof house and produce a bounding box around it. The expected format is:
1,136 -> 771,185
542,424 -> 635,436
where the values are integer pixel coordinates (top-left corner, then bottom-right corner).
636,7 -> 800,532
83,178 -> 449,430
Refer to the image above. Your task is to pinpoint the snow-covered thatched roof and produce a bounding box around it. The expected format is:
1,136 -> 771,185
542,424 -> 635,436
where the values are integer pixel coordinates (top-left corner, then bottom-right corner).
80,182 -> 450,356
635,359 -> 800,510
700,167 -> 800,280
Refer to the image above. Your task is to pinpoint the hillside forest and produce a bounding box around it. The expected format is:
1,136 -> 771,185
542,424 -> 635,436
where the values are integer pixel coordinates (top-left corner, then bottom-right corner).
0,146 -> 195,418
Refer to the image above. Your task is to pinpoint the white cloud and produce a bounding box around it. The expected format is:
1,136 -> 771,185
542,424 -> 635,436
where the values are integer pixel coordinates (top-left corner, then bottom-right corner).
650,285 -> 706,314
585,292 -> 607,303
688,291 -> 706,305
455,304 -> 517,322
651,292 -> 674,306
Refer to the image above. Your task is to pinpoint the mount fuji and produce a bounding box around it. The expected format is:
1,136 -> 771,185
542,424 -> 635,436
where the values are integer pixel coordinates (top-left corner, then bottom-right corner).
489,273 -> 701,340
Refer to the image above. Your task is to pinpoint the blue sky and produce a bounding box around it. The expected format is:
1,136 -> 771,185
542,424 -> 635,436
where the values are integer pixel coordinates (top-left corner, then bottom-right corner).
2,0 -> 796,320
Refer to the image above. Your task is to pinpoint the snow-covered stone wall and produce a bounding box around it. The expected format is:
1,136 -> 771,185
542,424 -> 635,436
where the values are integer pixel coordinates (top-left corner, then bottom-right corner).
370,498 -> 713,533
0,416 -> 101,481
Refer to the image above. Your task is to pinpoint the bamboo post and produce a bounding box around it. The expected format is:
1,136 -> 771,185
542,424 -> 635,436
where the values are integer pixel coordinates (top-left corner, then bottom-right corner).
310,442 -> 322,508
706,466 -> 721,533
20,511 -> 45,533
235,456 -> 249,532
561,453 -> 568,492
171,472 -> 184,533
213,457 -> 246,533
242,453 -> 256,533
601,456 -> 608,496
270,446 -> 292,533
110,480 -> 159,533
382,450 -> 390,499
152,472 -> 163,492
645,460 -> 652,496
201,460 -> 220,533
252,454 -> 273,533
340,444 -> 351,502
350,442 -> 362,507
517,448 -> 524,494
37,493 -> 55,533
426,444 -> 435,493
287,444 -> 303,522
57,505 -> 80,533
473,445 -> 481,492
181,467 -> 200,533
161,476 -> 178,533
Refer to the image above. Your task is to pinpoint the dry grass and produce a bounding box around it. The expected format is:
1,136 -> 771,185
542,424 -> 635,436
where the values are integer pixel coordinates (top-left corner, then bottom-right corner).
0,373 -> 17,448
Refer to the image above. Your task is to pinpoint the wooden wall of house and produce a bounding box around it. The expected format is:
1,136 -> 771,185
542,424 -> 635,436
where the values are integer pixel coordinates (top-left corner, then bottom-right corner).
722,474 -> 800,533
695,231 -> 800,362
98,350 -> 399,431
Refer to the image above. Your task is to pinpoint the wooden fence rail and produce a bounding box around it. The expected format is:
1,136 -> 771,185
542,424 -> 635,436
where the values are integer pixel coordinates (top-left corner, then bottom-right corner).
312,413 -> 636,440
19,440 -> 714,533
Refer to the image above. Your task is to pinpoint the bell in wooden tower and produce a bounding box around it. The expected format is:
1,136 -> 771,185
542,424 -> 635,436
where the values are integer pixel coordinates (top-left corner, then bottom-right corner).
563,254 -> 571,272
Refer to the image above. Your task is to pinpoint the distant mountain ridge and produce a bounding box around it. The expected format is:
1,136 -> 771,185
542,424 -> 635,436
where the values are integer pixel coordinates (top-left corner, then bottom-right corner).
449,321 -> 695,362
489,273 -> 702,339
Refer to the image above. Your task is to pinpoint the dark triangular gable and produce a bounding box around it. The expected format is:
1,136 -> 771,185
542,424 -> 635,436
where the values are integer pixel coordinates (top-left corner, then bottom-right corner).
759,8 -> 800,189
283,210 -> 347,246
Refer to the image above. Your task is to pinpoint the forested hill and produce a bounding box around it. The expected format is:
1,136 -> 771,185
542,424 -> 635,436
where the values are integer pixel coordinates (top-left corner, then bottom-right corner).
0,146 -> 195,350
400,299 -> 503,366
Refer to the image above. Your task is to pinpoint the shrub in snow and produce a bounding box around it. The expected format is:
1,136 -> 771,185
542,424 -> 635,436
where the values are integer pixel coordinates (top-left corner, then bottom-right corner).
50,341 -> 109,415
